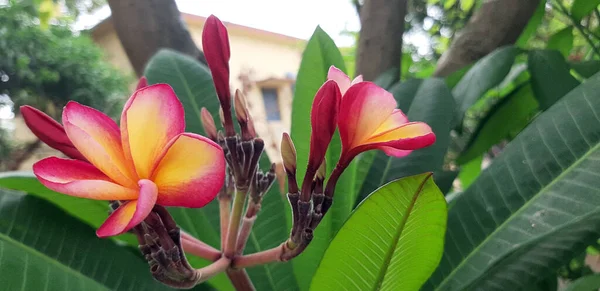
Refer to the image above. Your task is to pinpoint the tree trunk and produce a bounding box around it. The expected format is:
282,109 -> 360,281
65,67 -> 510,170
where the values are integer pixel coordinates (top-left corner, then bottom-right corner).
106,0 -> 205,76
434,0 -> 540,77
4,140 -> 41,171
356,0 -> 408,81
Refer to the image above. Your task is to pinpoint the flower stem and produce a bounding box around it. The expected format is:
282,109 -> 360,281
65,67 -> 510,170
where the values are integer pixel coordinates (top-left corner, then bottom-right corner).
233,244 -> 284,268
226,269 -> 255,291
224,188 -> 247,258
196,257 -> 231,284
180,232 -> 221,262
219,195 -> 231,248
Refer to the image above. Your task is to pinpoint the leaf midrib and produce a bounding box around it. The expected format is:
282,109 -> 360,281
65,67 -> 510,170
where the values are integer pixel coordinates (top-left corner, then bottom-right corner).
372,173 -> 432,290
435,140 -> 600,290
0,232 -> 109,290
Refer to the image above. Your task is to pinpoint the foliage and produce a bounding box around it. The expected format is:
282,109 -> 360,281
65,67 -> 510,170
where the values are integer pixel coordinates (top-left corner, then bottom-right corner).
0,3 -> 129,119
4,1 -> 600,290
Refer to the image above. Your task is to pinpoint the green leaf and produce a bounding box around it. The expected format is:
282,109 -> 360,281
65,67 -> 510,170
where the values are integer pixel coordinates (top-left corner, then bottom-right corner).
452,46 -> 519,122
0,188 -> 176,291
457,84 -> 539,164
517,0 -> 546,47
145,49 -> 296,291
374,67 -> 399,89
547,27 -> 574,57
310,173 -> 447,291
425,72 -> 600,290
572,0 -> 600,20
0,172 -> 138,245
458,155 -> 482,189
564,274 -> 600,291
445,65 -> 471,89
460,0 -> 475,11
570,60 -> 600,78
289,26 -> 353,291
359,78 -> 455,201
444,0 -> 458,9
528,49 -> 580,110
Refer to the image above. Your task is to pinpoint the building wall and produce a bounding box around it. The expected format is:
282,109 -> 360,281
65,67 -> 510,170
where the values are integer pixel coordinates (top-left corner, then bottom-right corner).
91,16 -> 304,162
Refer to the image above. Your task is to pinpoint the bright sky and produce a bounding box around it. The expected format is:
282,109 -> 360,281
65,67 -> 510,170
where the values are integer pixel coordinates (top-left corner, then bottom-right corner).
77,0 -> 361,47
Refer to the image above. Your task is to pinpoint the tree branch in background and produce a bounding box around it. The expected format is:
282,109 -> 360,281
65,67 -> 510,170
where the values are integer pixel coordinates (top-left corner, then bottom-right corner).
4,140 -> 41,171
106,0 -> 206,76
434,0 -> 540,77
356,0 -> 408,81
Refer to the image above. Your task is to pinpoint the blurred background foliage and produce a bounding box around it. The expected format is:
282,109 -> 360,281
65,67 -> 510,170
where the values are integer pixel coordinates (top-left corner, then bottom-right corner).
0,0 -> 129,169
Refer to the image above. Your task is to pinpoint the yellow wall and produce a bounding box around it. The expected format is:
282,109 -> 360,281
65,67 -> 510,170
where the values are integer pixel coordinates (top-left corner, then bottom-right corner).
91,16 -> 304,162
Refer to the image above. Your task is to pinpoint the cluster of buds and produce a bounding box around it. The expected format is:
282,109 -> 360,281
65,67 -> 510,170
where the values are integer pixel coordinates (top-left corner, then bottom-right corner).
21,14 -> 436,291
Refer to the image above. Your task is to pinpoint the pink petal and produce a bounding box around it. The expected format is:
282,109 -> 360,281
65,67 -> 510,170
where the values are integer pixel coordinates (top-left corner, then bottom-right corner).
96,179 -> 157,237
307,80 -> 342,172
121,84 -> 185,179
327,65 -> 352,95
202,15 -> 232,111
33,157 -> 138,200
62,102 -> 137,188
20,106 -> 87,161
377,146 -> 413,158
152,133 -> 225,208
351,75 -> 363,85
135,76 -> 148,90
338,82 -> 397,153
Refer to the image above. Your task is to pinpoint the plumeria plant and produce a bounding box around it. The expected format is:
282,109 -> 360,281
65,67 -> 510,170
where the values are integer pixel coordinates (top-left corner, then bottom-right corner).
16,15 -> 438,290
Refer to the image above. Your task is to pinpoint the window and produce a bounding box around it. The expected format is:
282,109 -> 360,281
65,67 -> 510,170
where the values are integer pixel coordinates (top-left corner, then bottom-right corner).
262,88 -> 281,121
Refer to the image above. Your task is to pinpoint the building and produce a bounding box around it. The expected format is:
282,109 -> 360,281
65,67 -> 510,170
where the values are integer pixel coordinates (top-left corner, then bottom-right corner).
90,13 -> 306,162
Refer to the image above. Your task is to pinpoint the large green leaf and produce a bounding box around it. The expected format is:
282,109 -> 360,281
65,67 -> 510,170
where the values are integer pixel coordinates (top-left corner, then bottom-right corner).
145,49 -> 297,291
289,26 -> 354,291
373,67 -> 399,89
458,155 -> 482,190
547,27 -> 574,57
452,46 -> 519,121
0,188 -> 177,291
564,274 -> 600,291
359,78 -> 455,200
310,173 -> 447,291
425,72 -> 600,290
457,84 -> 539,164
572,0 -> 600,20
528,49 -> 580,110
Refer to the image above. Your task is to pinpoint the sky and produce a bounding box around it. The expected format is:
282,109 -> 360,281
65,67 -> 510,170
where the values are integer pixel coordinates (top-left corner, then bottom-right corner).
76,0 -> 362,47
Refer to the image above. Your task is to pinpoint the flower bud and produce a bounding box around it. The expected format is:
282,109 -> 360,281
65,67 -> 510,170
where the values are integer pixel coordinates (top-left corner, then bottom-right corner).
200,107 -> 217,141
20,105 -> 87,161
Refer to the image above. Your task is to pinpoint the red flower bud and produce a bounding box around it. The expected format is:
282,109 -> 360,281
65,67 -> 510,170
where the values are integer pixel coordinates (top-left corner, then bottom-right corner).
20,105 -> 87,161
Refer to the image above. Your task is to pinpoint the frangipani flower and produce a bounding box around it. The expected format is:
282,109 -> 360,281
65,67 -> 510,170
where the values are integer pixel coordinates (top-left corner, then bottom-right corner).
327,66 -> 363,95
332,75 -> 436,167
32,84 -> 226,237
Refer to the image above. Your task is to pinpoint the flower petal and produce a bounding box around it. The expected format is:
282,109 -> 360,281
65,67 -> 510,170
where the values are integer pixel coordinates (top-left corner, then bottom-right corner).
367,122 -> 434,143
377,146 -> 413,158
351,75 -> 363,86
121,84 -> 185,179
307,80 -> 341,172
372,109 -> 409,136
62,101 -> 137,188
327,65 -> 352,95
152,133 -> 225,208
135,76 -> 148,90
338,82 -> 397,150
20,106 -> 87,161
33,157 -> 138,200
96,179 -> 157,237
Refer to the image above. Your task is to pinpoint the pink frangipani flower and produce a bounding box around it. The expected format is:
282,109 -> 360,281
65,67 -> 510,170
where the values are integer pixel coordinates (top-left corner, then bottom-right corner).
31,84 -> 226,237
328,69 -> 436,167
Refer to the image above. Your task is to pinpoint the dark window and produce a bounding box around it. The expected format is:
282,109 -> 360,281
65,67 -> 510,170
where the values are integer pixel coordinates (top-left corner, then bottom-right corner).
262,88 -> 281,121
